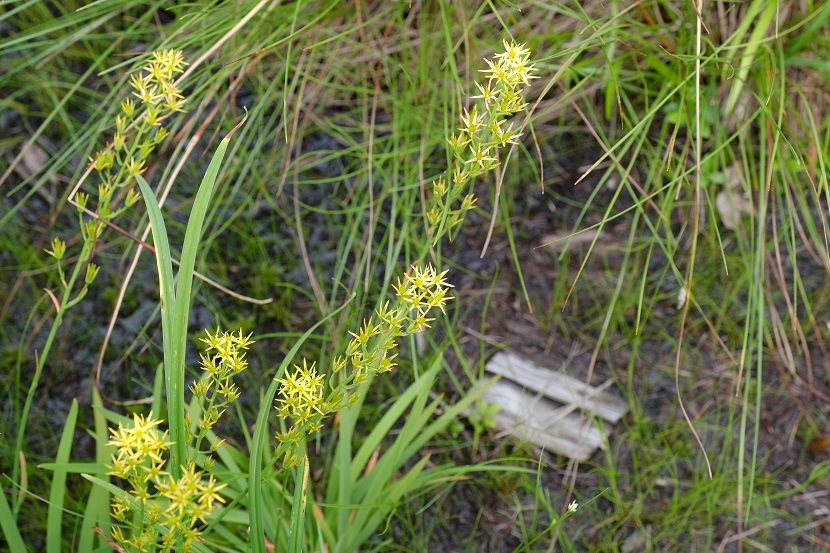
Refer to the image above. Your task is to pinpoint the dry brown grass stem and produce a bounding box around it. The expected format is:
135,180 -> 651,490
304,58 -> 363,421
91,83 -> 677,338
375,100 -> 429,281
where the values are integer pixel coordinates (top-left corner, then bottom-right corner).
672,0 -> 713,489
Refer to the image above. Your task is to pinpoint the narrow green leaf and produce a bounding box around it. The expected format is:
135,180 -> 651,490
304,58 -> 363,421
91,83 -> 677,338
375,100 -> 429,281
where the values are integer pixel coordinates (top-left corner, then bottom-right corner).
0,484 -> 26,553
350,395 -> 442,505
725,0 -> 776,116
151,361 -> 164,420
287,456 -> 309,553
79,388 -> 111,551
90,404 -> 133,427
336,455 -> 431,553
168,131 -> 235,473
47,399 -> 78,553
136,173 -> 179,474
334,402 -> 354,539
401,376 -> 496,461
80,474 -> 124,499
349,358 -> 443,482
325,357 -> 442,548
38,463 -> 107,474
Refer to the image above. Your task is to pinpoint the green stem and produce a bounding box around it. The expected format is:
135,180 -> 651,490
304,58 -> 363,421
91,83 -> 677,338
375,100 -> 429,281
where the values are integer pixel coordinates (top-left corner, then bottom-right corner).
11,239 -> 93,514
193,386 -> 222,456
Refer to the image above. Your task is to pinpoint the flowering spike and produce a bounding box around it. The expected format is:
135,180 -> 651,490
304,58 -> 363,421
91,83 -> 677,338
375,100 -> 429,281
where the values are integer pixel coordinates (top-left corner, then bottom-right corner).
428,41 -> 536,240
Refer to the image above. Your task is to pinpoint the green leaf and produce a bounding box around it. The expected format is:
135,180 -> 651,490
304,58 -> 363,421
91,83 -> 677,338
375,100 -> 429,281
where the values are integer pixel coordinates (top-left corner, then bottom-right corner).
169,130 -> 235,472
136,173 -> 179,473
151,361 -> 164,420
0,484 -> 26,553
47,399 -> 78,553
38,463 -> 107,474
79,388 -> 111,551
337,456 -> 431,553
287,455 -> 309,553
349,358 -> 443,483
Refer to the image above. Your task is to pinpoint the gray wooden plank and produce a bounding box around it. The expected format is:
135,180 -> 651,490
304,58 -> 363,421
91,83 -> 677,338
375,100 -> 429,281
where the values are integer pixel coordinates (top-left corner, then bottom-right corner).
486,351 -> 628,422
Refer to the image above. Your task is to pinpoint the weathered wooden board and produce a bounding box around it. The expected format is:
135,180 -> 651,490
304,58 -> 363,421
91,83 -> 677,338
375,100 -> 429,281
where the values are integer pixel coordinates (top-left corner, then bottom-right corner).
486,352 -> 629,422
480,380 -> 603,461
480,351 -> 629,460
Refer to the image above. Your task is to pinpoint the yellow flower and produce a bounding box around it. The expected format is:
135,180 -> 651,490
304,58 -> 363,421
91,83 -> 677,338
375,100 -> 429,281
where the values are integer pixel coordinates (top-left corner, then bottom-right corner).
471,81 -> 497,104
198,474 -> 228,512
154,49 -> 188,74
493,121 -> 520,146
465,146 -> 497,170
130,73 -> 159,105
452,167 -> 469,186
275,360 -> 326,425
125,157 -> 146,178
120,97 -> 135,117
447,131 -> 470,153
495,40 -> 531,66
156,463 -> 203,518
508,58 -> 539,86
44,237 -> 66,260
459,105 -> 484,135
107,411 -> 170,473
145,104 -> 161,126
393,264 -> 453,318
480,57 -> 512,86
153,126 -> 169,143
113,131 -> 125,150
148,60 -> 171,84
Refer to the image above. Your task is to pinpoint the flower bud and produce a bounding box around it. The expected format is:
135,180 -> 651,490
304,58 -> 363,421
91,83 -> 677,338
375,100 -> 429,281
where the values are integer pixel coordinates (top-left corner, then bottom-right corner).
44,237 -> 66,260
85,263 -> 100,285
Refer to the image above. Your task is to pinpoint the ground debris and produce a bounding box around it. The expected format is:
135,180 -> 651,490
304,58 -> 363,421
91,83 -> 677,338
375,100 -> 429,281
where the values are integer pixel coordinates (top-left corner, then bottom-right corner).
480,351 -> 629,461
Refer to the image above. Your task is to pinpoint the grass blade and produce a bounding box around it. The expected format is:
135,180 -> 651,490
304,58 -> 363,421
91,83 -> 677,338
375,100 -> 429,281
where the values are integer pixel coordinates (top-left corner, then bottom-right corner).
287,455 -> 309,553
135,173 -> 178,473
78,388 -> 111,551
167,124 -> 241,472
0,483 -> 26,553
46,399 -> 78,553
349,358 -> 443,484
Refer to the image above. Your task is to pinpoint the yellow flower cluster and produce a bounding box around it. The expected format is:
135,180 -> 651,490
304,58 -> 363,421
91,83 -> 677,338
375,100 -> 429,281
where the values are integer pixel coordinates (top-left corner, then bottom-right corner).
392,264 -> 453,332
273,264 -> 453,465
127,49 -> 187,117
108,412 -> 171,481
105,327 -> 249,551
339,264 -> 453,383
199,328 -> 254,376
153,463 -> 226,527
428,40 -> 537,241
87,49 -> 187,221
107,413 -> 227,553
191,329 -> 254,435
275,359 -> 326,428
